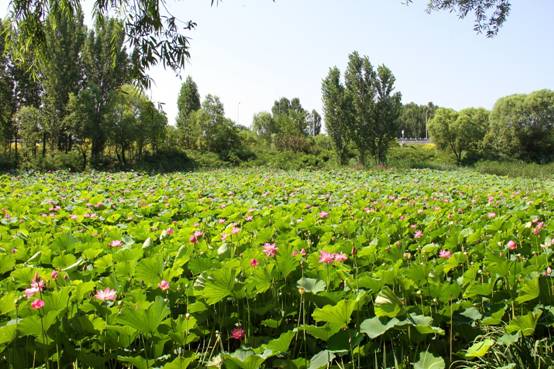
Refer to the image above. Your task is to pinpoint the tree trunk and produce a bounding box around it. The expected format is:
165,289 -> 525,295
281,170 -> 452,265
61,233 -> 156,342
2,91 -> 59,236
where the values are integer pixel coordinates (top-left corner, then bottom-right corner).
42,133 -> 47,159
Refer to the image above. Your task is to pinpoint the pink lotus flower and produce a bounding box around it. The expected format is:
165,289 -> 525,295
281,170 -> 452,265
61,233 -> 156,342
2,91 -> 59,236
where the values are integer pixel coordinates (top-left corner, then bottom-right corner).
507,240 -> 517,251
333,252 -> 348,262
245,215 -> 253,222
158,280 -> 170,291
250,258 -> 258,267
414,230 -> 423,239
221,233 -> 229,241
166,228 -> 174,236
31,299 -> 45,310
231,327 -> 245,340
70,214 -> 78,220
95,288 -> 117,301
31,279 -> 45,291
439,250 -> 452,259
109,240 -> 123,248
319,250 -> 335,264
319,211 -> 329,219
533,222 -> 544,236
51,270 -> 58,280
488,196 -> 494,204
190,231 -> 203,244
218,219 -> 226,224
24,287 -> 40,299
545,266 -> 552,276
231,226 -> 240,235
487,212 -> 496,219
292,248 -> 306,257
263,243 -> 278,257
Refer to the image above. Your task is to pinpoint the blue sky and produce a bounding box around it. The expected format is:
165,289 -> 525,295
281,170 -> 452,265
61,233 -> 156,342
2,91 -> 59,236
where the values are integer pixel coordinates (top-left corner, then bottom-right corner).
3,1 -> 554,128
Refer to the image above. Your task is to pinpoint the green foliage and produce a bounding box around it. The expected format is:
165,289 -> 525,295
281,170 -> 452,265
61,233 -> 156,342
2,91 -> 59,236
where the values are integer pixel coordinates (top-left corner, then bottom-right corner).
324,52 -> 402,166
474,160 -> 554,179
322,67 -> 350,165
176,76 -> 201,148
0,168 -> 553,368
485,89 -> 554,163
399,102 -> 437,138
428,107 -> 489,164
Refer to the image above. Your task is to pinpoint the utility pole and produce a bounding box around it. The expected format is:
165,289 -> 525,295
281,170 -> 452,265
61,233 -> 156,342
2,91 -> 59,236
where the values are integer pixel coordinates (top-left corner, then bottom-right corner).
237,101 -> 241,125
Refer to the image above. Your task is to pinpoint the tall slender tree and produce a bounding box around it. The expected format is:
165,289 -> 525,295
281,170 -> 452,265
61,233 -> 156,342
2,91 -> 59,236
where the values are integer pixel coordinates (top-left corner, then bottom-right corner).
373,65 -> 402,164
345,51 -> 376,166
176,76 -> 200,148
78,17 -> 131,165
322,67 -> 350,165
41,7 -> 86,153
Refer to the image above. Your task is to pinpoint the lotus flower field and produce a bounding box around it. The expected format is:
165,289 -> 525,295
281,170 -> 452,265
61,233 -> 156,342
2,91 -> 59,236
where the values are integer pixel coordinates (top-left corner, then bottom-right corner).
0,169 -> 553,368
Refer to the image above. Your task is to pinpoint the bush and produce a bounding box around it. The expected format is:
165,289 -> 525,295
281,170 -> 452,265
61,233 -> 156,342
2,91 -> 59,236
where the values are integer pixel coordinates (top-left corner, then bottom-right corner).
20,151 -> 86,172
135,149 -> 194,172
0,154 -> 17,171
474,160 -> 554,179
387,144 -> 456,170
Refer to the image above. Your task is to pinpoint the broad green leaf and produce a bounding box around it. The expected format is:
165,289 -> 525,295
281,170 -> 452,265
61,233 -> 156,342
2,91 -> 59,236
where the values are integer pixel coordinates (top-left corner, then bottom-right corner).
506,310 -> 542,337
297,277 -> 326,295
413,351 -> 445,369
0,292 -> 18,315
515,277 -> 539,304
465,338 -> 495,358
261,330 -> 295,355
308,350 -> 335,369
163,355 -> 196,369
118,356 -> 154,369
312,299 -> 355,330
360,317 -> 399,339
0,323 -> 17,345
196,267 -> 236,305
374,286 -> 402,318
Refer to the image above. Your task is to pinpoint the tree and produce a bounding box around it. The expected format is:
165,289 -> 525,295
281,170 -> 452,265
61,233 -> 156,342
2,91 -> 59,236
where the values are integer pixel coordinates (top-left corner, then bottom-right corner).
428,107 -> 489,164
252,112 -> 277,142
272,97 -> 308,135
372,65 -> 402,164
40,7 -> 86,153
79,17 -> 132,165
322,67 -> 351,165
399,102 -> 437,138
176,76 -> 201,148
485,90 -> 554,162
5,0 -> 212,86
14,106 -> 42,158
345,51 -> 376,166
407,0 -> 511,37
6,0 -> 512,86
307,110 -> 322,136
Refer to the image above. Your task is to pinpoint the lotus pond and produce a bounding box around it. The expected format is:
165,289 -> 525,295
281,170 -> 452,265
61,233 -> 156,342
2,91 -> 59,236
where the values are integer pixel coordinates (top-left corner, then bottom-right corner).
0,169 -> 553,369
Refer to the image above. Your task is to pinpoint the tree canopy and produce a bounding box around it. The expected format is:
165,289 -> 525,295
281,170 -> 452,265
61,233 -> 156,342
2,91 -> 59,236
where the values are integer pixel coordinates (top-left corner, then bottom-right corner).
4,0 -> 512,85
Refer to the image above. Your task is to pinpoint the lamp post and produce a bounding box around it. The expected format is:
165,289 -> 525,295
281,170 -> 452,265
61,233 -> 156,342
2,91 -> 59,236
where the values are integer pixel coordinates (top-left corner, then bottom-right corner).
237,101 -> 241,125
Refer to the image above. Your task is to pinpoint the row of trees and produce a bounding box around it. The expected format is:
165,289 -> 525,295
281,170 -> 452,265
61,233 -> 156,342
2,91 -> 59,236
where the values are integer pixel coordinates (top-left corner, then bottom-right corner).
0,9 -> 168,168
322,52 -> 403,165
429,89 -> 554,164
175,76 -> 324,157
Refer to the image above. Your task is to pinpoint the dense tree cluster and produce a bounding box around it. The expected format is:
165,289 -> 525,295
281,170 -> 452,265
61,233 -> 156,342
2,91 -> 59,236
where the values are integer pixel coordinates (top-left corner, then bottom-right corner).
322,52 -> 402,165
0,12 -> 168,169
399,102 -> 437,139
428,89 -> 554,164
250,97 -> 321,153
